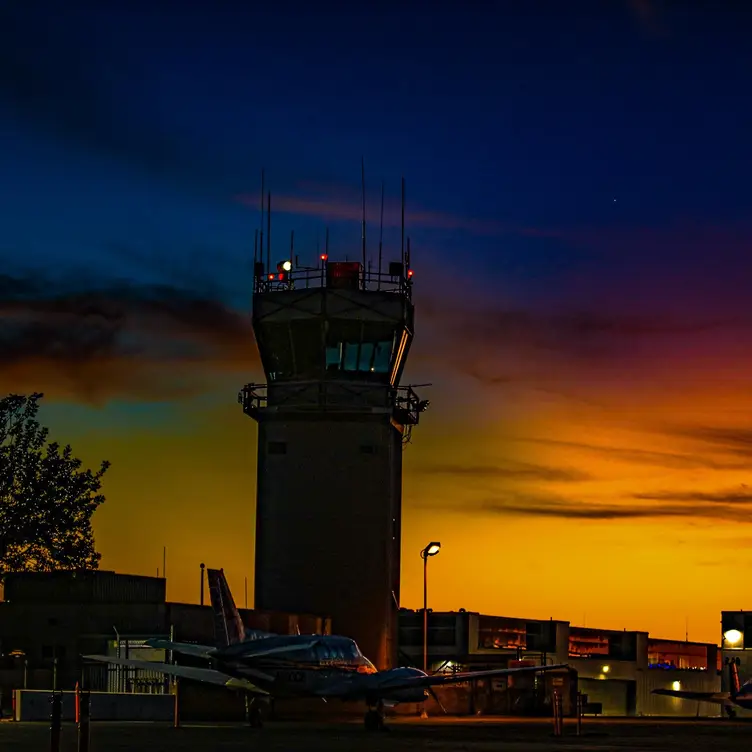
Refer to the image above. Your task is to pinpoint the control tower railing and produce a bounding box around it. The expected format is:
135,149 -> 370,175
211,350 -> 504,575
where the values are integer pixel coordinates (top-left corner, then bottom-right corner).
253,261 -> 413,299
238,381 -> 428,426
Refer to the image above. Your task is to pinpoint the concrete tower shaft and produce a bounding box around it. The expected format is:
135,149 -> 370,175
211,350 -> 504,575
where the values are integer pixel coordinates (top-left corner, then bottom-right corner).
240,258 -> 426,670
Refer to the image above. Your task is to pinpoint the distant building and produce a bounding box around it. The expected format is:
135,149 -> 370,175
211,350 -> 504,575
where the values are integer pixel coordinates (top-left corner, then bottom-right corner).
720,610 -> 752,719
0,569 -> 329,716
398,609 -> 719,717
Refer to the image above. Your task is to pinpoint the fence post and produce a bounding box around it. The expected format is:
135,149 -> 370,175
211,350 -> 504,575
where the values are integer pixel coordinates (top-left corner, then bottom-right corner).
49,691 -> 62,752
576,691 -> 583,736
77,690 -> 91,752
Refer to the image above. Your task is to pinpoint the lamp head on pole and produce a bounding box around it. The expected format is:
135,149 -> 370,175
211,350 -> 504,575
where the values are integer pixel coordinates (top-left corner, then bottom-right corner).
421,541 -> 441,559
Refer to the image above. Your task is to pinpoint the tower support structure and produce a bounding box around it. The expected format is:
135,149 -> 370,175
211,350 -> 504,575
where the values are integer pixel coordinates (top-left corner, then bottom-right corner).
240,254 -> 427,669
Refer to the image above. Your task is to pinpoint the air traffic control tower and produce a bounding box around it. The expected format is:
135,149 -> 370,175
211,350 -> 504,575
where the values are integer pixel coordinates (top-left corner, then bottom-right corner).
239,186 -> 427,669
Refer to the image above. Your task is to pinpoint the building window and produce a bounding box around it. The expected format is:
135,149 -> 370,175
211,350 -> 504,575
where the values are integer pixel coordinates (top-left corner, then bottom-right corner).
268,441 -> 287,455
325,340 -> 393,373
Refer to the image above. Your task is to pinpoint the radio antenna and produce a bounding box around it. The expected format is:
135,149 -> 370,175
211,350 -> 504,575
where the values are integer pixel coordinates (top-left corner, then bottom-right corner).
253,228 -> 258,265
377,180 -> 384,290
361,157 -> 367,289
259,169 -> 265,272
266,191 -> 271,276
400,176 -> 405,270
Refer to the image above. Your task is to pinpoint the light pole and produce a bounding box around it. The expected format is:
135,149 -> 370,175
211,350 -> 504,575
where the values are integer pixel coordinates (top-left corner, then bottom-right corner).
421,541 -> 441,674
420,540 -> 441,722
113,626 -> 121,693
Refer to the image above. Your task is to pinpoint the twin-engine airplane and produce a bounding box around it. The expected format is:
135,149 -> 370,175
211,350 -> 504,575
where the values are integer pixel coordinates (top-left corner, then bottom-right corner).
652,657 -> 752,718
86,568 -> 567,729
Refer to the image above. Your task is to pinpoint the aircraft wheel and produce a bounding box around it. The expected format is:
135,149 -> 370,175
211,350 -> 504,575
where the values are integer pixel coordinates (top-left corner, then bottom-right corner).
248,706 -> 264,728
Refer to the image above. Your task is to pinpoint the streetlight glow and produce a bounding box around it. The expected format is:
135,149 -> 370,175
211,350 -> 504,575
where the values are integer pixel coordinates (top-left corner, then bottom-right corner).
281,259 -> 292,271
724,628 -> 743,646
422,541 -> 441,558
672,680 -> 681,691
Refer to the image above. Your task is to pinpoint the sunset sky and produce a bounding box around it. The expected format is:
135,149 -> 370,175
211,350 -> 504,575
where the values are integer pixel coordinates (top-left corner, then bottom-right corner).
2,1 -> 752,645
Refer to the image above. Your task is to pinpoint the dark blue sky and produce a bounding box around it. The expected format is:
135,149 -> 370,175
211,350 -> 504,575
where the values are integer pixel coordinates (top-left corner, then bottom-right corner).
2,0 -> 752,393
4,1 -> 752,637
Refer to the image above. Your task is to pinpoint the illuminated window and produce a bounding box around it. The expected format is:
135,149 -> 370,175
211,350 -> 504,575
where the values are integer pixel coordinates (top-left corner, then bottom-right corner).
343,343 -> 359,372
325,345 -> 342,370
325,340 -> 393,374
372,341 -> 392,373
359,342 -> 375,370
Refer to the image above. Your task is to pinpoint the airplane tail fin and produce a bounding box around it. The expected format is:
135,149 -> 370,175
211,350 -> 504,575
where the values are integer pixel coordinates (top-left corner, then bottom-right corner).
729,657 -> 742,698
207,568 -> 246,648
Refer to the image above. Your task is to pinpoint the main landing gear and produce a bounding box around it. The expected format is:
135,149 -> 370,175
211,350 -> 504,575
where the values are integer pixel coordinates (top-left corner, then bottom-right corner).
364,702 -> 386,731
245,695 -> 264,728
725,706 -> 737,720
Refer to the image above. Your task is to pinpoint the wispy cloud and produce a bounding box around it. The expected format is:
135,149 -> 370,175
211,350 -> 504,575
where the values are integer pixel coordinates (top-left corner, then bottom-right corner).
234,191 -> 556,240
633,486 -> 752,504
413,461 -> 591,483
517,437 -> 737,471
0,271 -> 256,402
476,491 -> 752,522
666,426 -> 752,457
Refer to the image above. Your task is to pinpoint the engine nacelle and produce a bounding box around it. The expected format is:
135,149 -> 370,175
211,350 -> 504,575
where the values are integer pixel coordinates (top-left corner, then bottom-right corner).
377,666 -> 431,704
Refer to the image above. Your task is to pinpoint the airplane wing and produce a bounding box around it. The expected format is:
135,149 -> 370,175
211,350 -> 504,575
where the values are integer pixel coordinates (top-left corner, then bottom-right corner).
83,655 -> 268,695
225,639 -> 321,659
318,663 -> 568,698
379,663 -> 569,691
651,689 -> 730,705
144,639 -> 217,658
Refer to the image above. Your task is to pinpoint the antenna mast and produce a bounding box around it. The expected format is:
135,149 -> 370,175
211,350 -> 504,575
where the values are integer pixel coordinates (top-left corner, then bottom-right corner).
400,177 -> 405,270
266,192 -> 271,276
378,180 -> 384,291
361,157 -> 367,289
259,169 -> 265,272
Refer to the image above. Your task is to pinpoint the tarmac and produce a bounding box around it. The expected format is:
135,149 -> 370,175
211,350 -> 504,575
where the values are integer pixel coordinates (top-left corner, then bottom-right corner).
2,716 -> 751,751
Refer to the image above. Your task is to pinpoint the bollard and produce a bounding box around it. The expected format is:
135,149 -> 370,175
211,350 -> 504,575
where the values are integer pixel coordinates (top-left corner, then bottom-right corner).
49,691 -> 62,752
552,690 -> 560,737
576,691 -> 583,736
77,690 -> 91,752
173,680 -> 180,729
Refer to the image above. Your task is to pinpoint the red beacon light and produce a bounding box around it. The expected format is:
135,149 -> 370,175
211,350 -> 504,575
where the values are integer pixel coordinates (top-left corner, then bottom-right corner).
407,268 -> 414,278
320,254 -> 328,261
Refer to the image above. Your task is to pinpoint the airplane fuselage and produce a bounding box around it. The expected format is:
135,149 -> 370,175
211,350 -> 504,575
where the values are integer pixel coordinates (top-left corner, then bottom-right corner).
210,634 -> 428,703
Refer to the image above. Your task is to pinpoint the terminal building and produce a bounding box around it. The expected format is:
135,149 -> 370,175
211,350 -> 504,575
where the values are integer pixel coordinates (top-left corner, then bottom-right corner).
398,610 -> 720,717
0,569 -> 731,719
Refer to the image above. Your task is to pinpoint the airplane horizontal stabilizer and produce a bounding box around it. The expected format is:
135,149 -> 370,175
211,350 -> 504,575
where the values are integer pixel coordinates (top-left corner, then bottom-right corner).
144,639 -> 216,658
83,655 -> 268,695
651,689 -> 729,704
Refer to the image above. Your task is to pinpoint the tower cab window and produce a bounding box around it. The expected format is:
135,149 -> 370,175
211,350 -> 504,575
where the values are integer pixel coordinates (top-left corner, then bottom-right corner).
326,340 -> 392,374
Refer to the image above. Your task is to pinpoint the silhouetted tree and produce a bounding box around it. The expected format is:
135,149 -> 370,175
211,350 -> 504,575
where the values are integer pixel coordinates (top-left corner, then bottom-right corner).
0,393 -> 109,573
